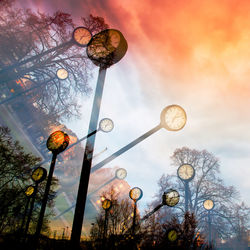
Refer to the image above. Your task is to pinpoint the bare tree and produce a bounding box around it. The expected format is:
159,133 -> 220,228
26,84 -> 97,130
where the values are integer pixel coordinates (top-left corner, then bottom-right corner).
0,1 -> 109,120
90,186 -> 140,248
146,147 -> 250,246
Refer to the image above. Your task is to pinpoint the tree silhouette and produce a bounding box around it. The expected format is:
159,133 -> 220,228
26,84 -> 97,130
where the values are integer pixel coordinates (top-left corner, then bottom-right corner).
90,186 -> 142,249
0,126 -> 58,235
140,212 -> 199,249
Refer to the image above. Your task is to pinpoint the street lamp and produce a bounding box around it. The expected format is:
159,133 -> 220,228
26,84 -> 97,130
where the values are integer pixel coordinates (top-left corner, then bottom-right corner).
177,164 -> 195,212
71,29 -> 127,246
203,199 -> 214,247
91,104 -> 187,173
129,187 -> 143,235
34,131 -> 69,246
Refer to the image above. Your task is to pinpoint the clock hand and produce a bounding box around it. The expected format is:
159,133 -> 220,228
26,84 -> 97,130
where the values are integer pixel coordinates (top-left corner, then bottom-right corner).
80,35 -> 86,41
169,231 -> 174,239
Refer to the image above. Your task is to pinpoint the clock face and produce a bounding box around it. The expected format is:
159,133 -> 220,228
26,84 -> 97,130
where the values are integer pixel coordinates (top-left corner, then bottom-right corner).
47,131 -> 70,153
25,186 -> 35,197
168,229 -> 178,242
31,167 -> 47,183
87,29 -> 121,59
99,118 -> 114,133
160,105 -> 187,131
115,168 -> 127,180
102,199 -> 112,210
203,199 -> 214,210
163,189 -> 180,207
129,187 -> 143,201
56,68 -> 68,80
87,29 -> 127,67
177,164 -> 195,181
72,26 -> 92,47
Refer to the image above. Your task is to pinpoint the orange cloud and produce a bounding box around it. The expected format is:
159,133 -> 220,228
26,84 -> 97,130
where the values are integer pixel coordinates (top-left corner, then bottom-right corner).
98,0 -> 250,108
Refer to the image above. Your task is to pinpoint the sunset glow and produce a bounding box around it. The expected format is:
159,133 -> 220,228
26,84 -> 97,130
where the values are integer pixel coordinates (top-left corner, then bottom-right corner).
13,0 -> 250,239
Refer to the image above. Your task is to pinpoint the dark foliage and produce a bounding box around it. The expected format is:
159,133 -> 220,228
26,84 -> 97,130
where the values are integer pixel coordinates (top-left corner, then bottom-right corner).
0,126 -> 58,235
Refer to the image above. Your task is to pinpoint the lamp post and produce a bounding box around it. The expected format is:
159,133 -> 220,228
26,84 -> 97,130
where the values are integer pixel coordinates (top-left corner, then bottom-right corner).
203,199 -> 214,247
38,118 -> 114,221
102,198 -> 112,246
177,164 -> 195,212
91,104 -> 187,173
39,117 -> 114,167
129,187 -> 143,235
34,131 -> 69,247
20,185 -> 35,234
70,29 -> 128,247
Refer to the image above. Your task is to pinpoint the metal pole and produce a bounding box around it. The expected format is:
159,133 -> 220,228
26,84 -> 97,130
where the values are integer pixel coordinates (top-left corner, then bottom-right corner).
64,129 -> 97,152
91,124 -> 162,173
184,181 -> 189,212
132,201 -> 137,235
23,183 -> 38,241
20,197 -> 31,233
103,210 -> 108,239
208,211 -> 212,247
140,204 -> 163,222
62,228 -> 65,240
34,153 -> 57,246
102,210 -> 109,248
71,67 -> 107,247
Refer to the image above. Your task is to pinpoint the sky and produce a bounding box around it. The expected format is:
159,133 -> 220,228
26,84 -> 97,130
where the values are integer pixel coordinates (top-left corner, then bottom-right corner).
16,0 -> 250,230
